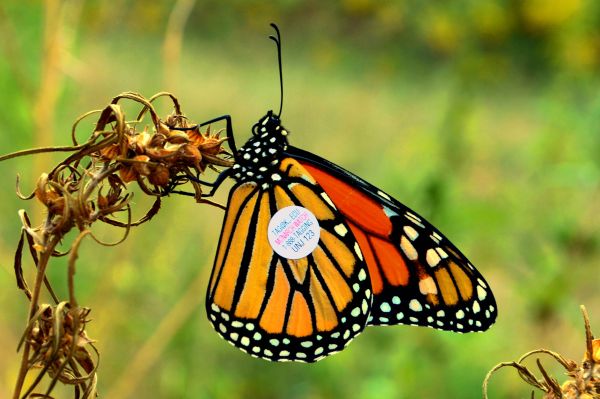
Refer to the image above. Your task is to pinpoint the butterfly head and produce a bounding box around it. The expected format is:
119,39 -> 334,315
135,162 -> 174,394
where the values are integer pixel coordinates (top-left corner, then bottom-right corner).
231,111 -> 289,184
251,110 -> 288,137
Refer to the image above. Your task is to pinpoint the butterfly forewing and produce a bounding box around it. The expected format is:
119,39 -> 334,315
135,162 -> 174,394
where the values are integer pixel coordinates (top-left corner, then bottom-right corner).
207,158 -> 372,362
288,146 -> 497,333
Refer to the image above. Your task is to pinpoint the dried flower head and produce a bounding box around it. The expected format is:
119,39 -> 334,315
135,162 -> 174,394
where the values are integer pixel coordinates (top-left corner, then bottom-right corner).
19,303 -> 98,398
3,92 -> 234,398
483,305 -> 599,398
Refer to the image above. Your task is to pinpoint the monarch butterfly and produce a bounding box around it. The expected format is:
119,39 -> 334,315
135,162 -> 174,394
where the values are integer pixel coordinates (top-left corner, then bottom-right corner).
197,24 -> 497,363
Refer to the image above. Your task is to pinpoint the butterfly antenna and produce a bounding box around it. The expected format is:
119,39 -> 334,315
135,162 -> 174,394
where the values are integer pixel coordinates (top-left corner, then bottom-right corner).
269,23 -> 284,117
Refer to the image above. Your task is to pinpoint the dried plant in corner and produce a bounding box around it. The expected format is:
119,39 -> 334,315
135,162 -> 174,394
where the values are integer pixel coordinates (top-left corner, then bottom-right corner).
2,92 -> 233,399
483,305 -> 599,399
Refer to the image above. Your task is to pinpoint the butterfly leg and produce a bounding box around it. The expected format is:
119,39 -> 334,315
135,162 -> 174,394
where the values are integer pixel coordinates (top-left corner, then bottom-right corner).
199,168 -> 232,198
161,168 -> 231,209
169,114 -> 237,155
166,169 -> 232,197
196,115 -> 237,155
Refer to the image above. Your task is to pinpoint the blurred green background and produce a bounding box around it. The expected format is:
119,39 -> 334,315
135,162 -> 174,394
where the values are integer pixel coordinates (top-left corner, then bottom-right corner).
1,0 -> 599,398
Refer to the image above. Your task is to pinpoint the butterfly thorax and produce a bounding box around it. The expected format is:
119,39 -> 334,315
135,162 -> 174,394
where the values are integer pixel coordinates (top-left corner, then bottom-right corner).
231,111 -> 289,188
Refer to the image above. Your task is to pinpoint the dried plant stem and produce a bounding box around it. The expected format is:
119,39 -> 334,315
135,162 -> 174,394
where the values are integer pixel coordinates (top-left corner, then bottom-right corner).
581,305 -> 593,363
13,234 -> 62,399
68,230 -> 92,307
0,144 -> 92,162
106,265 -> 208,399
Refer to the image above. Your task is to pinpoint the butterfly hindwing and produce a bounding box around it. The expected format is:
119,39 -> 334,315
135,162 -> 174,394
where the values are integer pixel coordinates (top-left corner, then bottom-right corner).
207,157 -> 372,362
287,146 -> 497,333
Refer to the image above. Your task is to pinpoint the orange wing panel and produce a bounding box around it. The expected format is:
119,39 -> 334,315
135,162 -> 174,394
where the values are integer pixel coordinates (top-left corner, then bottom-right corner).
286,292 -> 313,337
370,236 -> 409,286
348,222 -> 384,294
235,192 -> 272,319
302,163 -> 392,237
259,261 -> 290,334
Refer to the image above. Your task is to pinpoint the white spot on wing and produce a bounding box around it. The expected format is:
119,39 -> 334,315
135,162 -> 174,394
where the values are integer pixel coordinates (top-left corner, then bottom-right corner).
400,236 -> 418,260
354,243 -> 364,261
435,247 -> 449,259
334,224 -> 348,237
406,211 -> 421,221
320,192 -> 336,209
377,190 -> 391,200
358,269 -> 367,281
477,285 -> 487,301
418,277 -> 438,295
404,225 -> 419,241
409,299 -> 422,312
426,248 -> 441,267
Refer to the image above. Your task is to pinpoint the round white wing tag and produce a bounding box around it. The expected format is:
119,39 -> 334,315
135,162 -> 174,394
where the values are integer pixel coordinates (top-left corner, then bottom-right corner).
267,206 -> 321,259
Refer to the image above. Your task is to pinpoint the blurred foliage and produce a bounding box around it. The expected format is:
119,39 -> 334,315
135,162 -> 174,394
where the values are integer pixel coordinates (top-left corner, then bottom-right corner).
78,0 -> 600,77
0,1 -> 599,398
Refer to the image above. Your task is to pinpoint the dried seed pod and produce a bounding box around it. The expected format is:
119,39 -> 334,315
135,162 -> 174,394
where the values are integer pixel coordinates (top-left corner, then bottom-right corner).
157,121 -> 171,136
179,144 -> 202,165
119,165 -> 138,183
34,174 -> 65,214
130,130 -> 153,153
199,136 -> 228,156
99,143 -> 120,161
148,164 -> 170,186
166,131 -> 189,144
149,133 -> 167,149
132,155 -> 151,176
